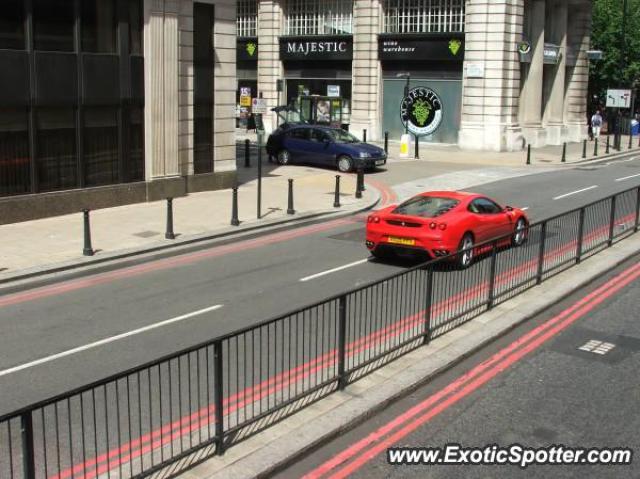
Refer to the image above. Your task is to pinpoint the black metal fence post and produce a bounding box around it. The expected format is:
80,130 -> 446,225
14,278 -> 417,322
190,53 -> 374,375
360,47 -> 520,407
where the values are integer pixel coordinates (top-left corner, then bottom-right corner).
594,138 -> 598,156
337,295 -> 348,390
82,209 -> 94,256
230,187 -> 240,226
244,139 -> 250,167
384,131 -> 389,154
21,412 -> 36,479
213,339 -> 225,455
582,139 -> 587,159
561,142 -> 567,163
287,178 -> 295,214
165,198 -> 175,240
536,222 -> 547,284
635,186 -> 640,233
526,144 -> 531,165
334,175 -> 341,208
487,241 -> 498,309
629,132 -> 634,150
362,129 -> 367,142
414,134 -> 419,159
638,132 -> 640,148
423,266 -> 434,344
606,134 -> 610,154
356,167 -> 363,199
608,195 -> 617,246
576,207 -> 586,263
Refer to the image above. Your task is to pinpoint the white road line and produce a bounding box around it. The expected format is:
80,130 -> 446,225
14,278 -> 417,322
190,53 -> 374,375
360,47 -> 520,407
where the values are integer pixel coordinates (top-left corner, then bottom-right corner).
606,157 -> 637,165
615,173 -> 640,182
300,259 -> 369,282
520,207 -> 529,211
0,304 -> 223,378
553,185 -> 598,201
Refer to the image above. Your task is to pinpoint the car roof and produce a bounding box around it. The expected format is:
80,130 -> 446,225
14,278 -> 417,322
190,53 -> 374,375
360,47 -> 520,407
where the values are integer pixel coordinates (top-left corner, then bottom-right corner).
417,191 -> 480,201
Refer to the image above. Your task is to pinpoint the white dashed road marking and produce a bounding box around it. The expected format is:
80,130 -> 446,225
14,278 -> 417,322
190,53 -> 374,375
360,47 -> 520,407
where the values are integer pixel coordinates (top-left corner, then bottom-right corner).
615,173 -> 640,182
553,185 -> 598,200
300,259 -> 369,282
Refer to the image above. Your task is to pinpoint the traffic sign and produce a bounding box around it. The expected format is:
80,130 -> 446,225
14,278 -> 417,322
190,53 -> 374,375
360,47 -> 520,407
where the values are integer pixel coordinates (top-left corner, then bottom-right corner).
606,89 -> 632,108
252,98 -> 268,114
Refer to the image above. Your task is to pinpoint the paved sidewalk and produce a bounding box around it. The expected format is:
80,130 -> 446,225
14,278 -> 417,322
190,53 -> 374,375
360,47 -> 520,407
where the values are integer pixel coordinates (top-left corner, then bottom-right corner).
0,165 -> 372,278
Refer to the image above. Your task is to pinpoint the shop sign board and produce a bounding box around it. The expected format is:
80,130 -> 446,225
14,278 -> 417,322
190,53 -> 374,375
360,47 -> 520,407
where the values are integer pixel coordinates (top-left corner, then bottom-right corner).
252,97 -> 268,114
280,36 -> 353,61
378,34 -> 464,61
240,95 -> 251,107
240,87 -> 251,97
606,89 -> 632,108
237,39 -> 258,62
400,87 -> 443,137
327,85 -> 341,97
466,63 -> 485,78
518,41 -> 532,63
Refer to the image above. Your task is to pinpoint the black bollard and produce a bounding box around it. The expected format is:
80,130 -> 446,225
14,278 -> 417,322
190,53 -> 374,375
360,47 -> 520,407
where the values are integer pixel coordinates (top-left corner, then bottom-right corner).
414,135 -> 419,159
82,209 -> 94,256
561,142 -> 566,163
356,167 -> 363,199
638,132 -> 640,148
244,139 -> 250,167
334,175 -> 341,208
526,144 -> 531,165
606,135 -> 610,154
363,129 -> 367,142
230,187 -> 240,226
257,132 -> 263,219
384,131 -> 389,154
594,138 -> 598,156
582,139 -> 587,159
287,179 -> 295,215
629,132 -> 633,150
165,198 -> 175,240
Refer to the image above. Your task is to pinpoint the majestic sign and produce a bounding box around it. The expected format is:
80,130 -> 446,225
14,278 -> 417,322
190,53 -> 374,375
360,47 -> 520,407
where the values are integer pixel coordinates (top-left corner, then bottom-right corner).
237,39 -> 258,62
400,87 -> 443,137
378,34 -> 464,61
280,36 -> 353,61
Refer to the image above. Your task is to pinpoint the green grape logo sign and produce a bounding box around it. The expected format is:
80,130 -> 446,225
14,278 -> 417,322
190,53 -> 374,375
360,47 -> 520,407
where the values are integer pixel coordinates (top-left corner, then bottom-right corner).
400,87 -> 443,136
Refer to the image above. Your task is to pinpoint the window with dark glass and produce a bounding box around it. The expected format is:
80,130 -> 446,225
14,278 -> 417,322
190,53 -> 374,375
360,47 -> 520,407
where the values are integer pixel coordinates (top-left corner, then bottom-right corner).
0,0 -> 25,50
0,110 -> 31,196
34,0 -> 75,52
84,108 -> 119,186
129,0 -> 143,55
193,3 -> 214,174
126,106 -> 144,182
82,0 -> 117,53
36,109 -> 77,192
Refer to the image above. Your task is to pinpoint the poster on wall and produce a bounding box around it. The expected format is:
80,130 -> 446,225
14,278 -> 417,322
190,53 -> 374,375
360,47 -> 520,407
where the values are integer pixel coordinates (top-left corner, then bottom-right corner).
400,87 -> 443,137
327,85 -> 341,97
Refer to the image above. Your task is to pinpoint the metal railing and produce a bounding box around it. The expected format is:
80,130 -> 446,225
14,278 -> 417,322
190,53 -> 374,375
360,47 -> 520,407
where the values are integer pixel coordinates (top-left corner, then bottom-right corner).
2,186 -> 640,479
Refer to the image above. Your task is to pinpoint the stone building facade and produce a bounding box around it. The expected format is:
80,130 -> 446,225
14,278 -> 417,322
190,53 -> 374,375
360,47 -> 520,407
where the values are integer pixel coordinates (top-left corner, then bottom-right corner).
236,0 -> 592,151
0,0 -> 236,223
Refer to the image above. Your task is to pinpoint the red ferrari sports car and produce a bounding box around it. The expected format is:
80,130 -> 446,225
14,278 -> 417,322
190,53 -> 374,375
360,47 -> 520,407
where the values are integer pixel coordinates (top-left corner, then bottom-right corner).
365,191 -> 529,268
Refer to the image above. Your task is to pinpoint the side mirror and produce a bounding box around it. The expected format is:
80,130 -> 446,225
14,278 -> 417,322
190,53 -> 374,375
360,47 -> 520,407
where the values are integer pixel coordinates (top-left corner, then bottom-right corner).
504,206 -> 514,212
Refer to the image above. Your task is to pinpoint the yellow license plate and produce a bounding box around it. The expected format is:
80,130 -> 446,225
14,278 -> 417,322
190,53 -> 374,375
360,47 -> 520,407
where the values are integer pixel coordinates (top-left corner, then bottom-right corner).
387,236 -> 415,246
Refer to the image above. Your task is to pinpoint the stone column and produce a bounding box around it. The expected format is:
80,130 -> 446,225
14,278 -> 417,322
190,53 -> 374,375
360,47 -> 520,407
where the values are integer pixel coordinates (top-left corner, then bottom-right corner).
542,0 -> 568,145
144,0 -> 182,199
563,0 -> 591,142
519,0 -> 546,146
458,0 -> 524,152
350,0 -> 382,141
257,0 -> 283,133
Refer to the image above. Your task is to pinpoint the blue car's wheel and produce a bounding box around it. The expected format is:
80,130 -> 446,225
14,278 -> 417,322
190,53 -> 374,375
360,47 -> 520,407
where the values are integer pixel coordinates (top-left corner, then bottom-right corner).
277,149 -> 291,165
337,155 -> 353,173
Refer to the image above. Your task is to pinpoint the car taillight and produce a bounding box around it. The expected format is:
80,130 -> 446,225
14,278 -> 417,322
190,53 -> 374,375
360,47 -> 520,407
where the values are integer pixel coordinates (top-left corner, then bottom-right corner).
368,215 -> 380,224
438,223 -> 447,230
429,222 -> 447,230
429,222 -> 437,229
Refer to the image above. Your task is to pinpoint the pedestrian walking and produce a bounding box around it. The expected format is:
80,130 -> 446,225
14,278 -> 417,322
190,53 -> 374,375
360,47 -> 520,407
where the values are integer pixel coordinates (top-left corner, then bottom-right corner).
591,110 -> 603,140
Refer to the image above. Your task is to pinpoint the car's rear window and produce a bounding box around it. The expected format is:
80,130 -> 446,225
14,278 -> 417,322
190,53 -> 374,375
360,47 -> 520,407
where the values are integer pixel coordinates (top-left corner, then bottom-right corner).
392,196 -> 459,218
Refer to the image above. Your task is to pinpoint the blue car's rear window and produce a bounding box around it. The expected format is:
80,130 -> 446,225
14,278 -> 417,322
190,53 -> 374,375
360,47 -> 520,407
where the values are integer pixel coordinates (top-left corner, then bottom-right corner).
392,196 -> 459,218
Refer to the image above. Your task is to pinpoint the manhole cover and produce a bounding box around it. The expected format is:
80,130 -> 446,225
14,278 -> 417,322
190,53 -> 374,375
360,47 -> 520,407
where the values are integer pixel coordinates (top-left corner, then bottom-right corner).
133,231 -> 160,238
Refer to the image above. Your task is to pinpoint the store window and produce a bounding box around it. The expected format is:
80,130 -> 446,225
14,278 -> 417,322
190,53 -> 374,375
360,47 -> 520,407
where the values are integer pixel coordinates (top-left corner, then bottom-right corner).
0,0 -> 25,50
129,0 -> 143,55
34,0 -> 75,52
0,110 -> 31,196
36,109 -> 77,192
194,3 -> 214,174
284,0 -> 353,35
127,107 -> 144,182
383,0 -> 465,33
82,0 -> 117,53
237,0 -> 258,37
84,108 -> 119,187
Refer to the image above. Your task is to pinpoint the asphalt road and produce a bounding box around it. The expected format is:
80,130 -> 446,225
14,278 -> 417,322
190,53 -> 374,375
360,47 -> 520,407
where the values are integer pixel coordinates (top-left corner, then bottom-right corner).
1,154 -> 639,413
277,253 -> 640,479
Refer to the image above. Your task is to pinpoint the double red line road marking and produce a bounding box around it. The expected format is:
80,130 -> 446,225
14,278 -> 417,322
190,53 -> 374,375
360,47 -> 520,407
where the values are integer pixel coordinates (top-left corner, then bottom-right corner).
303,258 -> 640,479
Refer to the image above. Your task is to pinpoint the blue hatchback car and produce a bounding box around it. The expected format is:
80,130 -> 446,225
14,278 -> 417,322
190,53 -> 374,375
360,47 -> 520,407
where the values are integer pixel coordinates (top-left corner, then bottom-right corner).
266,125 -> 387,172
